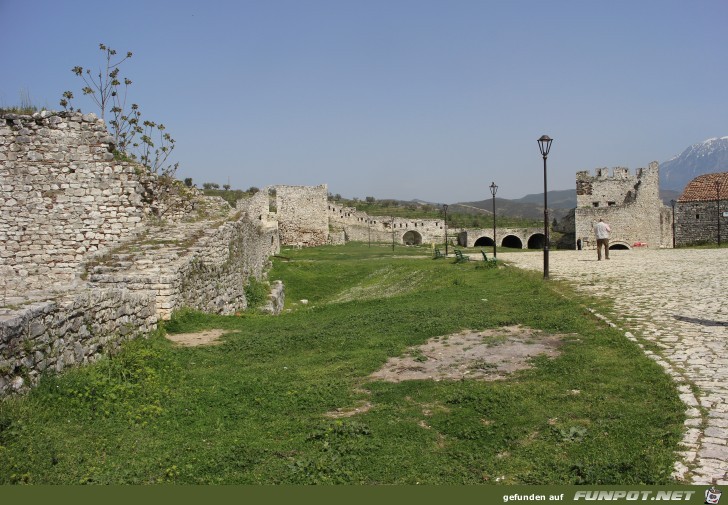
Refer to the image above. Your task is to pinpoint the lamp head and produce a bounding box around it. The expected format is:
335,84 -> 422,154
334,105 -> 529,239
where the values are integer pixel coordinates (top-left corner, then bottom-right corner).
537,135 -> 553,157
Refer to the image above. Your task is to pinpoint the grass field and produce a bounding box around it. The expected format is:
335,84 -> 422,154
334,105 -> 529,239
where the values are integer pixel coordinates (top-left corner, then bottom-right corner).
0,243 -> 684,484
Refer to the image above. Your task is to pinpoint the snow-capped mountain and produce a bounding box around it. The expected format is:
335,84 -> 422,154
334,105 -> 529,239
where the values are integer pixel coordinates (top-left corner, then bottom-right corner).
660,136 -> 728,191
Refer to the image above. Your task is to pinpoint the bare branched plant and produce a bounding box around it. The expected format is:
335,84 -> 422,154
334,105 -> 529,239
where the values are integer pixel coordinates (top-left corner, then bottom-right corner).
60,43 -> 177,177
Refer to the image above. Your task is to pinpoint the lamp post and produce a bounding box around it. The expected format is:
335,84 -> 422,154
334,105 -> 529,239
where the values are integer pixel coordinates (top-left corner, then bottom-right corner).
670,199 -> 676,248
537,135 -> 553,280
391,216 -> 395,252
716,180 -> 722,247
443,204 -> 449,256
489,182 -> 498,259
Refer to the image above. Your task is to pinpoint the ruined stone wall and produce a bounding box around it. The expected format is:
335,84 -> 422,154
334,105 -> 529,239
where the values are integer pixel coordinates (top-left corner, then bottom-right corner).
574,162 -> 671,249
87,198 -> 280,319
0,111 -> 155,290
327,204 -> 448,245
0,113 -> 283,395
275,184 -> 329,246
0,288 -> 157,395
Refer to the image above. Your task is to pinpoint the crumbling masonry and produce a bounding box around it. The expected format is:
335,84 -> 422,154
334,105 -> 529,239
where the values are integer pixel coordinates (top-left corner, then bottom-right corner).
574,162 -> 672,250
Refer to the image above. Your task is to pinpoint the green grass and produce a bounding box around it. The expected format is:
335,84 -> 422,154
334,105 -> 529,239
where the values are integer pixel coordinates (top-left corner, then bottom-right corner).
0,243 -> 684,484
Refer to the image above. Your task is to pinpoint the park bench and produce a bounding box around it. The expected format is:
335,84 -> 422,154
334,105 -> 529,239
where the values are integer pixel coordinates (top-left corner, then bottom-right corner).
433,247 -> 445,259
480,249 -> 498,268
453,249 -> 470,263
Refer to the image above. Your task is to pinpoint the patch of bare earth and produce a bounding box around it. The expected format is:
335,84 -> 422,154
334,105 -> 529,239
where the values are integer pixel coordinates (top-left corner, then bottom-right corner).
326,325 -> 565,418
166,329 -> 227,347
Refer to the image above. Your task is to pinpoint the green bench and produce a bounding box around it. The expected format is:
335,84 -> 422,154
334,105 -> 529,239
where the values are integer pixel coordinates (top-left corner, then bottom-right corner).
433,247 -> 445,259
481,249 -> 498,268
453,249 -> 470,263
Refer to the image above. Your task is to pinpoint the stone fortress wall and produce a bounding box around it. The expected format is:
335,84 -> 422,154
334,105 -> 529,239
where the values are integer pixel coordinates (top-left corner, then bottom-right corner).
0,110 -> 678,395
0,111 -> 281,395
327,203 -> 449,246
0,111 -> 153,291
574,162 -> 672,249
275,184 -> 329,246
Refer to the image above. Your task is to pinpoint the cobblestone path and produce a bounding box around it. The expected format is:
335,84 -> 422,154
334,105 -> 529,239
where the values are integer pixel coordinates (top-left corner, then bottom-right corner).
499,248 -> 728,485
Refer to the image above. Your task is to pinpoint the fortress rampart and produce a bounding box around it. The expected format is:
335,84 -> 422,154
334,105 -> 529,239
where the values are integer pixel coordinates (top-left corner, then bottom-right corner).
0,111 -> 281,395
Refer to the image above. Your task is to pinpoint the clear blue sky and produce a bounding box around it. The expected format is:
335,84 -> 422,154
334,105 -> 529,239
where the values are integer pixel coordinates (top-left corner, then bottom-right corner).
2,0 -> 727,201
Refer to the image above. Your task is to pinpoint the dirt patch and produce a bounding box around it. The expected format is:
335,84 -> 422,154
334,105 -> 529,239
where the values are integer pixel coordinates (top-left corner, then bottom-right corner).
326,325 -> 565,418
166,329 -> 227,347
369,325 -> 563,382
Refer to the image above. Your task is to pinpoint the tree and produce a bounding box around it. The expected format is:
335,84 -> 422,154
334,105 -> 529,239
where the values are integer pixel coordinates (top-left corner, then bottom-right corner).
61,43 -> 177,178
365,196 -> 376,203
223,184 -> 231,191
202,183 -> 214,190
184,178 -> 193,188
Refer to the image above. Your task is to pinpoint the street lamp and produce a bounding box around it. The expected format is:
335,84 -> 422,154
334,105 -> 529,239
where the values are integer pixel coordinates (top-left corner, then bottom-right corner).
443,204 -> 449,256
391,216 -> 396,252
489,182 -> 498,259
537,135 -> 553,280
716,180 -> 722,247
670,199 -> 676,248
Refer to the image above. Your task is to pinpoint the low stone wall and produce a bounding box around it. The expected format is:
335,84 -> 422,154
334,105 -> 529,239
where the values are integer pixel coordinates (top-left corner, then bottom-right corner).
0,288 -> 157,395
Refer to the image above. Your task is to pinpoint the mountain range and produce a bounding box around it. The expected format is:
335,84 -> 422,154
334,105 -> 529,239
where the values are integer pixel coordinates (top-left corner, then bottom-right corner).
659,136 -> 728,191
457,136 -> 728,219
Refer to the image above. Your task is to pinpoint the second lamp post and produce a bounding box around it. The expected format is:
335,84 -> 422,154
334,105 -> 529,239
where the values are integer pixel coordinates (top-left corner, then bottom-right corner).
489,182 -> 498,259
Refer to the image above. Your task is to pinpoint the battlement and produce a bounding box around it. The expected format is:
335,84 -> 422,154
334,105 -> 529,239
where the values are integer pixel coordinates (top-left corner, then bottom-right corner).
576,162 -> 658,182
574,161 -> 669,250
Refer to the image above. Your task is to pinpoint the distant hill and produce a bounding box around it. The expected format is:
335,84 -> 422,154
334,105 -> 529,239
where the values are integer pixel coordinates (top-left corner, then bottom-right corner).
660,136 -> 728,192
455,189 -> 576,221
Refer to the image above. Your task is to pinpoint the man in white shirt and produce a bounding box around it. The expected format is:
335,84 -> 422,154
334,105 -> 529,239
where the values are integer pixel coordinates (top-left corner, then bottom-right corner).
594,218 -> 612,260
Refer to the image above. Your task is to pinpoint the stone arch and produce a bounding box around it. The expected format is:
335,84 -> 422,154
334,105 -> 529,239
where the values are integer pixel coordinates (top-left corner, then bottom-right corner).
502,235 -> 523,249
474,236 -> 495,247
402,230 -> 423,245
609,241 -> 631,250
527,233 -> 546,249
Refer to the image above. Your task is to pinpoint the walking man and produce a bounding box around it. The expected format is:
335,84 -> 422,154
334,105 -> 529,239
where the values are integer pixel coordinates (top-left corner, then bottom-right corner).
594,218 -> 612,260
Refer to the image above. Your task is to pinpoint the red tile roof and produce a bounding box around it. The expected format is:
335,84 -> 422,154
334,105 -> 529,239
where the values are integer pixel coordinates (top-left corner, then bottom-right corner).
678,172 -> 728,202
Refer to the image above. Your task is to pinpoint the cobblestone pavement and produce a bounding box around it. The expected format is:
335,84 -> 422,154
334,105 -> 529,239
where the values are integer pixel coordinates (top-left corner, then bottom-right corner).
498,248 -> 728,485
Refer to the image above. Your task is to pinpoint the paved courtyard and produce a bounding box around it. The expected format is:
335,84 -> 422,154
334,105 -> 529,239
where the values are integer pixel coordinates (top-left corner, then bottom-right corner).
499,248 -> 728,485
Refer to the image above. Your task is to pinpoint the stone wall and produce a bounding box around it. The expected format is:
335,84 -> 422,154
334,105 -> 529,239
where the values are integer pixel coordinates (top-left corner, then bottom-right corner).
327,204 -> 449,245
574,162 -> 672,249
674,172 -> 728,246
0,112 -> 283,395
275,184 -> 329,246
0,111 -> 159,290
87,202 -> 279,319
675,201 -> 727,246
0,288 -> 157,395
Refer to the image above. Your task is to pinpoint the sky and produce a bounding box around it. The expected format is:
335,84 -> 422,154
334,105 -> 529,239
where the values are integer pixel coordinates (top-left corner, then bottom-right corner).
2,0 -> 727,202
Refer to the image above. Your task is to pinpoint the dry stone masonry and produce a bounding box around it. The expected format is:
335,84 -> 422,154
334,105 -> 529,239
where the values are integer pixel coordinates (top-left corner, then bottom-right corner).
575,162 -> 672,249
1,111 -> 282,395
0,111 -> 153,291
